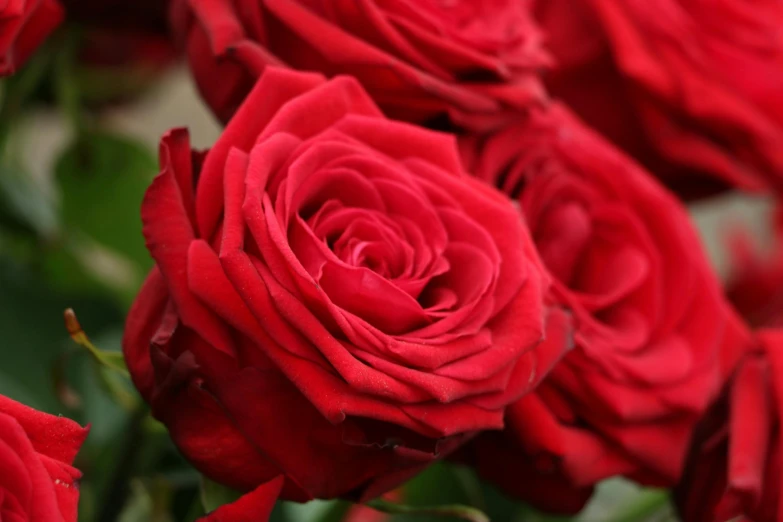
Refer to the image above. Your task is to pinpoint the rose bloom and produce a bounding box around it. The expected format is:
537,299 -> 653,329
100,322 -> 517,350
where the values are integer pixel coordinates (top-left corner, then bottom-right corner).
0,394 -> 88,522
676,331 -> 783,522
170,0 -> 548,130
726,205 -> 783,329
532,0 -> 783,198
458,105 -> 750,513
123,67 -> 568,502
0,0 -> 63,75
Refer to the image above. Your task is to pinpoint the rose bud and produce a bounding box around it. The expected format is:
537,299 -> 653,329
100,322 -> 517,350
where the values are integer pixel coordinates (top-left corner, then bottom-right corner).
170,0 -> 549,130
458,105 -> 751,513
0,394 -> 88,522
531,0 -> 783,199
123,67 -> 569,502
0,0 -> 63,76
675,330 -> 783,522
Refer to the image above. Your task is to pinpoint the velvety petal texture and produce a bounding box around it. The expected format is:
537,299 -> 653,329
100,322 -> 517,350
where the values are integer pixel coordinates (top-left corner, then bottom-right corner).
170,0 -> 549,130
676,331 -> 783,522
0,0 -> 63,75
0,394 -> 88,522
532,0 -> 783,198
458,104 -> 750,513
123,67 -> 565,501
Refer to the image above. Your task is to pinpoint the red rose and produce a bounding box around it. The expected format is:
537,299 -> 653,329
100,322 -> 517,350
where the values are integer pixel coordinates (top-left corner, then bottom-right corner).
0,0 -> 63,76
0,394 -> 88,522
532,0 -> 783,198
458,105 -> 750,513
123,67 -> 568,502
170,0 -> 548,130
675,331 -> 783,522
726,205 -> 783,328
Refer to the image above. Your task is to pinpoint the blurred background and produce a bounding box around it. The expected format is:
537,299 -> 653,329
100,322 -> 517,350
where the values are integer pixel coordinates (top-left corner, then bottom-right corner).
0,48 -> 774,521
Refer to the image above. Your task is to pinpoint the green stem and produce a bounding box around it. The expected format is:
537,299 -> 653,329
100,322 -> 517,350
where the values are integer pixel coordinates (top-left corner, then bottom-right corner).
0,46 -> 52,153
97,406 -> 149,522
366,498 -> 490,522
54,27 -> 91,141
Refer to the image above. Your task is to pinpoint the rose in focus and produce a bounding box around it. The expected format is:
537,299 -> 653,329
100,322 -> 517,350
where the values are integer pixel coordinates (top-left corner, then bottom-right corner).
676,331 -> 783,522
459,105 -> 749,513
533,0 -> 783,198
0,0 -> 63,76
170,0 -> 548,130
0,394 -> 88,522
123,67 -> 568,502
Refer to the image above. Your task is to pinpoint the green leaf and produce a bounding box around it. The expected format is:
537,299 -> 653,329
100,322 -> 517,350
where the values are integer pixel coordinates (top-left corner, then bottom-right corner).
55,131 -> 156,277
200,477 -> 242,514
0,258 -> 122,413
0,161 -> 59,239
577,479 -> 673,522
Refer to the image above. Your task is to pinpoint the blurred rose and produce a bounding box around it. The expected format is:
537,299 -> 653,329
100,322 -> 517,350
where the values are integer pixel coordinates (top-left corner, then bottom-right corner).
459,105 -> 750,513
0,394 -> 88,522
69,28 -> 177,106
726,204 -> 783,328
123,67 -> 568,502
676,331 -> 783,522
0,0 -> 63,75
53,0 -> 177,106
60,0 -> 168,33
533,0 -> 783,198
170,0 -> 548,129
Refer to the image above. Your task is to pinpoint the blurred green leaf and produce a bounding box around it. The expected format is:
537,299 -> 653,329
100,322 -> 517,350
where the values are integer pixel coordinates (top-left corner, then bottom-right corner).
200,477 -> 242,514
118,480 -> 155,522
367,499 -> 489,522
0,258 -> 122,412
56,130 -> 156,269
0,161 -> 59,239
285,500 -> 351,522
0,46 -> 54,148
118,480 -> 175,522
390,463 -> 479,522
51,131 -> 156,307
577,479 -> 673,522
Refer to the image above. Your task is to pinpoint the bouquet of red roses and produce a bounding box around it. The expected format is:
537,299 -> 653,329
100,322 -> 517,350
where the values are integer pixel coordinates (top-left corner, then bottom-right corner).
2,1 -> 782,521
